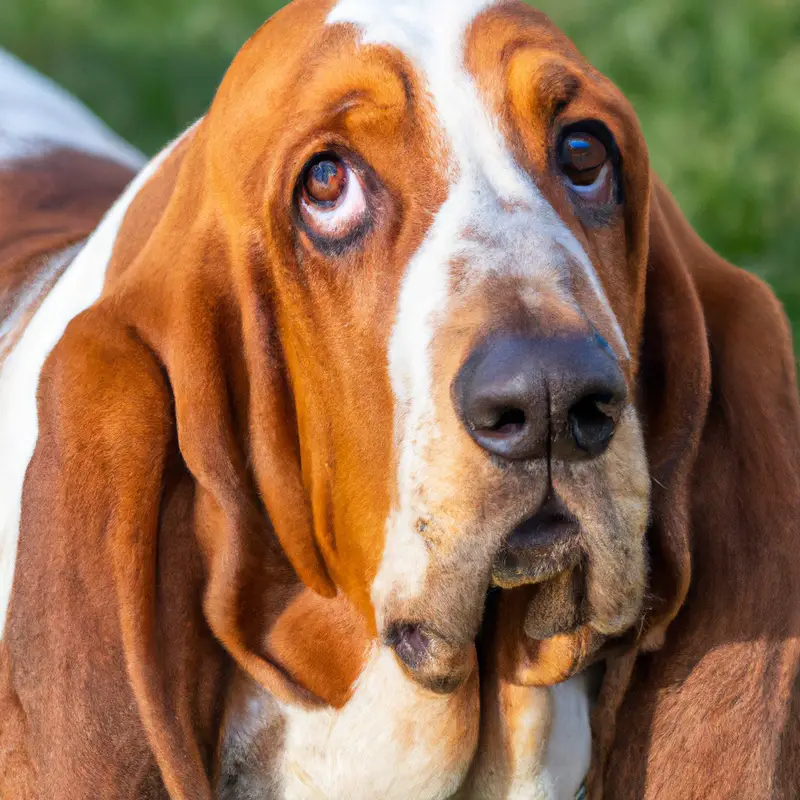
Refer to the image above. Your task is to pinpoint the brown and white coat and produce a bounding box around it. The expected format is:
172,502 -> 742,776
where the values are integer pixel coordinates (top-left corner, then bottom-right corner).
0,1 -> 798,799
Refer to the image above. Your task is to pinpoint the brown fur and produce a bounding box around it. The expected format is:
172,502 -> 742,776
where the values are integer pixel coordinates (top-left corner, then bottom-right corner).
586,181 -> 800,798
457,4 -> 656,697
0,1 -> 798,797
0,148 -> 134,362
463,5 -> 800,795
3,0 -> 451,793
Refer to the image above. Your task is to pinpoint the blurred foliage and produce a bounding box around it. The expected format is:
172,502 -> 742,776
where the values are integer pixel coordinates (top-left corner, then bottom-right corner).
2,0 -> 799,342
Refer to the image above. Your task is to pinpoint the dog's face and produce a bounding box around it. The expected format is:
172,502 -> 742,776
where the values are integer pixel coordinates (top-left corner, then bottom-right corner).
208,0 -> 652,691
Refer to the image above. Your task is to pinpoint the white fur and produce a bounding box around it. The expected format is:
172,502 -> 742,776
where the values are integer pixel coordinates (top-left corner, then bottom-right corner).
329,0 -> 602,792
0,47 -> 144,169
542,673 -> 592,800
474,674 -> 590,800
279,645 -> 476,800
0,244 -> 82,353
503,685 -> 554,800
329,0 -> 624,624
0,128 -> 192,638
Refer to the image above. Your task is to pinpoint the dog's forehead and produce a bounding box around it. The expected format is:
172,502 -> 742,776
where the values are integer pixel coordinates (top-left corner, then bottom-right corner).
327,0 -> 498,60
326,0 -> 629,354
322,2 -> 599,231
327,0 -> 531,200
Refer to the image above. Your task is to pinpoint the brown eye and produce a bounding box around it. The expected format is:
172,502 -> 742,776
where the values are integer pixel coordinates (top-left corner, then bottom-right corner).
303,157 -> 347,206
559,133 -> 608,187
297,153 -> 368,241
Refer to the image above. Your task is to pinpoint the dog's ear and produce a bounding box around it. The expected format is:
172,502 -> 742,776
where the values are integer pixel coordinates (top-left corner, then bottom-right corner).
1,128 -> 352,799
107,121 -> 341,680
3,302 -> 220,798
633,177 -> 713,650
592,179 -> 800,797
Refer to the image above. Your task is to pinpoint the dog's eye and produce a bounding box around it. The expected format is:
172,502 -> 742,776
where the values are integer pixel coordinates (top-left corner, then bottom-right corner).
298,153 -> 367,240
559,133 -> 608,188
304,157 -> 347,206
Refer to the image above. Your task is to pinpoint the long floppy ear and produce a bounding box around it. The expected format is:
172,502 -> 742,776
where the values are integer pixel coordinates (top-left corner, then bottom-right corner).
110,123 -> 340,700
632,177 -> 713,649
592,179 -> 800,797
1,309 -> 357,799
2,305 -> 222,799
1,126 -> 354,798
108,120 -> 360,694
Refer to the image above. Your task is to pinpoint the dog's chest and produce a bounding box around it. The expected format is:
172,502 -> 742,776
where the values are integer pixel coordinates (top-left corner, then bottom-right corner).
277,647 -> 480,800
222,649 -> 591,800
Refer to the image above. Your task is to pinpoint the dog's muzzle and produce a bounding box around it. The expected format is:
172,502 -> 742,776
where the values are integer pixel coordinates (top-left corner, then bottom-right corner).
453,331 -> 626,462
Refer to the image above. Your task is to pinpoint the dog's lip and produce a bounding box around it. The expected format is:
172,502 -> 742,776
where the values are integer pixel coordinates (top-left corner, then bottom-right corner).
506,509 -> 579,551
491,495 -> 582,588
384,621 -> 474,694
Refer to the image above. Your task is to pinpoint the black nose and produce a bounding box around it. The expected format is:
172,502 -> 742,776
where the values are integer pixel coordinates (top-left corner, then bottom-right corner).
453,333 -> 627,461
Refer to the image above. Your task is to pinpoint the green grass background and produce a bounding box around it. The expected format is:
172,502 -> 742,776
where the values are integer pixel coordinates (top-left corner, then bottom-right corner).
2,0 -> 799,341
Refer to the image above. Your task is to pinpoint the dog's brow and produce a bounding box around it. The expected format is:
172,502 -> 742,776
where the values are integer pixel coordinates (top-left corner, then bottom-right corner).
535,61 -> 582,115
324,81 -> 411,119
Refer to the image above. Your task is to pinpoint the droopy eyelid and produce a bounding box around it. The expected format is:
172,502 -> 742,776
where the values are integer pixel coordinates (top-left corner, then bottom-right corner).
298,160 -> 368,239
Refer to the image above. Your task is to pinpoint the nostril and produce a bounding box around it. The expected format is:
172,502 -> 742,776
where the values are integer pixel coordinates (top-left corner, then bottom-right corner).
484,407 -> 527,437
568,393 -> 617,456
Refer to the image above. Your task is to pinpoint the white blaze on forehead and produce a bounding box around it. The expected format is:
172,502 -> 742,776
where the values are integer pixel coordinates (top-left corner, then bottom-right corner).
329,0 -> 501,625
0,47 -> 144,169
328,0 -> 628,623
0,125 -> 196,638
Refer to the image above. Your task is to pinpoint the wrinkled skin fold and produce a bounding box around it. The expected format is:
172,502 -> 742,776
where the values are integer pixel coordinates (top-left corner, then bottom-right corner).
0,1 -> 798,798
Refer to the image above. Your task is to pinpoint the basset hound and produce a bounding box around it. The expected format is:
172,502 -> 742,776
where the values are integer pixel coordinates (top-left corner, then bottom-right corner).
1,1 -> 798,798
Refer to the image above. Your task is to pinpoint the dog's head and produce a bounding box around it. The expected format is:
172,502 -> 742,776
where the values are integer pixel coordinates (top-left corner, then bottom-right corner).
15,3 -> 793,798
94,0 -> 654,700
176,0 -> 654,692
